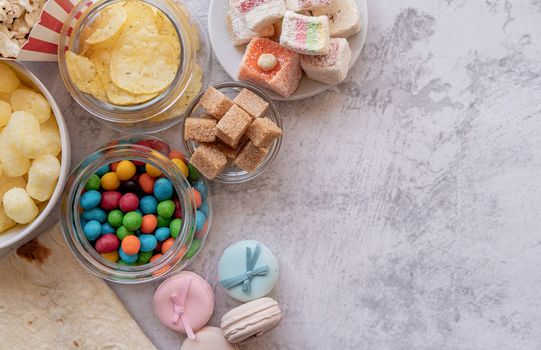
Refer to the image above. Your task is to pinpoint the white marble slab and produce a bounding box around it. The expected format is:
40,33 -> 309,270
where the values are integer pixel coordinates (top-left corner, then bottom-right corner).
23,0 -> 541,348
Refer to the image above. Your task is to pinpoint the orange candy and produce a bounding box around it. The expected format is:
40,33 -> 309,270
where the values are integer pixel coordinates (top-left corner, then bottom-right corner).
162,237 -> 175,253
138,173 -> 156,194
192,189 -> 202,208
150,254 -> 163,263
168,150 -> 186,162
141,214 -> 157,234
121,235 -> 141,255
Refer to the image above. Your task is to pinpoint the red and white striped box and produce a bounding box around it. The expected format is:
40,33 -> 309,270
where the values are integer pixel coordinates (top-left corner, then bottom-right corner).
7,0 -> 84,61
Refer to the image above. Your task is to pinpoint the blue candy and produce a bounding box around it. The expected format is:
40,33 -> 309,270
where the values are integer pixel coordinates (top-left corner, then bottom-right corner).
139,234 -> 158,252
101,222 -> 115,234
155,227 -> 171,242
139,195 -> 158,214
95,164 -> 110,177
195,210 -> 206,231
80,190 -> 101,210
119,248 -> 138,264
83,220 -> 102,241
199,202 -> 210,217
154,178 -> 173,201
192,181 -> 208,201
82,207 -> 107,223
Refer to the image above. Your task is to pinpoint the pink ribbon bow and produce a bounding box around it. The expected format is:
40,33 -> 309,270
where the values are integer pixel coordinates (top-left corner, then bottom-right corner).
171,276 -> 195,340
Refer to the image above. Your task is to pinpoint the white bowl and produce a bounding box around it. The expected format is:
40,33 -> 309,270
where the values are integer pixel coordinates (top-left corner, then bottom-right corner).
0,62 -> 71,257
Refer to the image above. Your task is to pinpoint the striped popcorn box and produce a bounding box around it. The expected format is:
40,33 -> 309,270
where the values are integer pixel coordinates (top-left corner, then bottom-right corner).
17,0 -> 89,61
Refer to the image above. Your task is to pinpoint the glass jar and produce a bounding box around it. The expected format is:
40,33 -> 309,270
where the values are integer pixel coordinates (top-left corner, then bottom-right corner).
182,81 -> 283,184
61,136 -> 212,284
57,0 -> 212,133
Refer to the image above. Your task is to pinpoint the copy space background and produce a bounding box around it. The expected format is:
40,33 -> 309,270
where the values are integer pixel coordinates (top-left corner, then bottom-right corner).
24,0 -> 541,348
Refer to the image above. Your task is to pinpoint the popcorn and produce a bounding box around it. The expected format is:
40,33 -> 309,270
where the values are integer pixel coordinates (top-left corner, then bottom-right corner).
0,99 -> 11,127
4,110 -> 44,159
10,88 -> 51,123
0,0 -> 47,58
26,154 -> 60,201
2,187 -> 39,224
0,127 -> 31,177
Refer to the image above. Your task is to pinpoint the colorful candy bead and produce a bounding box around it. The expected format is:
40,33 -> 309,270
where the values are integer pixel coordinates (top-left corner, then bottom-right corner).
155,227 -> 171,242
139,195 -> 158,214
154,178 -> 173,201
83,220 -> 102,241
80,190 -> 101,210
78,148 -> 211,267
116,160 -> 136,181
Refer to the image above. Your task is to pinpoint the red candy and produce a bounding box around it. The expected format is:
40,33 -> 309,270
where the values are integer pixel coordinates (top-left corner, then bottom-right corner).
100,191 -> 122,211
138,173 -> 155,194
173,197 -> 182,218
110,161 -> 119,172
119,193 -> 139,212
95,234 -> 120,254
146,139 -> 170,155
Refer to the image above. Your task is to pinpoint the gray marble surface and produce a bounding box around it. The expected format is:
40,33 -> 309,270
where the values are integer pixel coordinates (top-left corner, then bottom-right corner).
23,0 -> 541,348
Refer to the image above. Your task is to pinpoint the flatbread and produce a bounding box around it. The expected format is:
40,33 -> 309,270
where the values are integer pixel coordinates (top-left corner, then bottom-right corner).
0,224 -> 157,349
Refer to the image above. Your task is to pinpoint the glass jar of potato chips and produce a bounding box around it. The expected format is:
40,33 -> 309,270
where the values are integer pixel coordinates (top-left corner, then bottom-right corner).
61,136 -> 212,284
57,0 -> 211,133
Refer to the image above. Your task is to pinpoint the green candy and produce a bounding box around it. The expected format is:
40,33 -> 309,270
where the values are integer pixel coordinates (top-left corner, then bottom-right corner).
137,251 -> 154,264
116,226 -> 133,240
157,215 -> 172,228
184,238 -> 200,259
188,164 -> 200,182
85,174 -> 101,191
123,211 -> 142,231
157,200 -> 175,218
108,209 -> 124,228
170,218 -> 182,238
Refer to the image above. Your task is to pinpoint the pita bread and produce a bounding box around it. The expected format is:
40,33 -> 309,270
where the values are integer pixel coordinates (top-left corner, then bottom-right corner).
0,224 -> 157,349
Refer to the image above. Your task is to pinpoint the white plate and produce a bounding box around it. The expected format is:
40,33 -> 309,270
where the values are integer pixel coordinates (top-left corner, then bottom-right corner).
208,0 -> 368,101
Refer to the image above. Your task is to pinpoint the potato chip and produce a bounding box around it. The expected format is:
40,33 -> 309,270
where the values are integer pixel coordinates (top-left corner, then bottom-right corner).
91,49 -> 157,105
26,154 -> 61,202
0,129 -> 30,177
85,2 -> 128,45
0,100 -> 11,127
0,63 -> 20,94
3,188 -> 39,224
153,65 -> 202,122
10,89 -> 51,123
124,0 -> 157,26
65,51 -> 108,101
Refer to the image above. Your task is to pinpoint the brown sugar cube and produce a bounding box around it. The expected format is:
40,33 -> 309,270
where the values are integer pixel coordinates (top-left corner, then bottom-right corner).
234,141 -> 269,172
199,87 -> 234,120
189,144 -> 228,179
233,88 -> 269,118
205,137 -> 248,159
216,105 -> 252,148
184,118 -> 217,143
246,117 -> 282,148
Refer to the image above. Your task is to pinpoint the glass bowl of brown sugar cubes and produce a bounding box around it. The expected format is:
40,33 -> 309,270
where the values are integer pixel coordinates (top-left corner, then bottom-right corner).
182,82 -> 283,184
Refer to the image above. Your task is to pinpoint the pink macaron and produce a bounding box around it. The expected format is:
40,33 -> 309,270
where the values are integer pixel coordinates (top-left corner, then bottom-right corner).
153,271 -> 215,338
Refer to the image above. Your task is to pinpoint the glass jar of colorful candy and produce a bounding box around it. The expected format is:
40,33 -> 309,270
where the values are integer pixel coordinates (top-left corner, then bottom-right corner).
61,136 -> 211,284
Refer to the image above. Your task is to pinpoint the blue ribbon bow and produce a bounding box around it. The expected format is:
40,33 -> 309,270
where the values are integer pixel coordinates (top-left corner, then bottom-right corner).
220,244 -> 269,295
